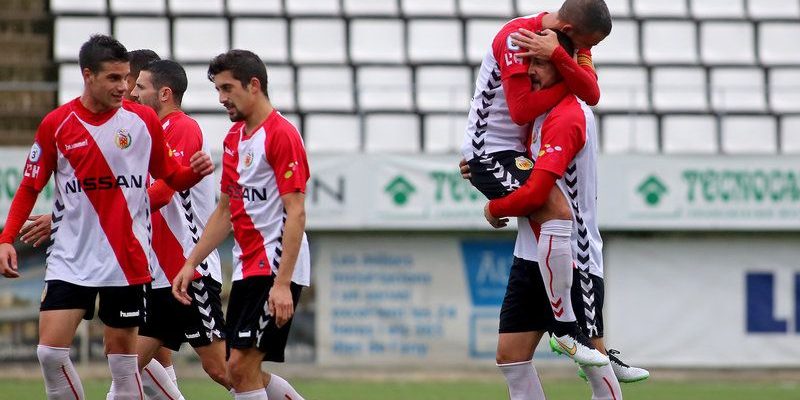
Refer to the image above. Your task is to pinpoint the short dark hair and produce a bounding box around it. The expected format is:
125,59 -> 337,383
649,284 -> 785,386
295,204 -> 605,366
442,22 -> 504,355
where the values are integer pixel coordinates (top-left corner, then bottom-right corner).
141,60 -> 188,105
554,30 -> 576,57
207,49 -> 269,97
559,0 -> 613,36
78,34 -> 129,73
128,49 -> 161,78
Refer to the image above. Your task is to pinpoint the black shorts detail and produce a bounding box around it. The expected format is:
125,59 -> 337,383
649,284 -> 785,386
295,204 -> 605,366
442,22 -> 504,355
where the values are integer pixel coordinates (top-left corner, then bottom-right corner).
226,276 -> 303,363
571,270 -> 604,338
139,276 -> 226,351
468,150 -> 533,200
40,280 -> 145,328
499,258 -> 554,333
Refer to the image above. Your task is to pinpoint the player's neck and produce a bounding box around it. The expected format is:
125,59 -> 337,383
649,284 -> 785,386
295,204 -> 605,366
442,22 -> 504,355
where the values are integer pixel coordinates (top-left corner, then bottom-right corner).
541,13 -> 563,31
79,93 -> 116,114
157,104 -> 181,120
243,98 -> 273,137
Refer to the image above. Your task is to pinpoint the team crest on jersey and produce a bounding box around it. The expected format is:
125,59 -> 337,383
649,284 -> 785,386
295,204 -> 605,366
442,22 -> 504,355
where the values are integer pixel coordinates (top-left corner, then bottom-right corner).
115,129 -> 132,149
243,150 -> 254,168
506,35 -> 520,51
28,142 -> 42,163
515,156 -> 533,171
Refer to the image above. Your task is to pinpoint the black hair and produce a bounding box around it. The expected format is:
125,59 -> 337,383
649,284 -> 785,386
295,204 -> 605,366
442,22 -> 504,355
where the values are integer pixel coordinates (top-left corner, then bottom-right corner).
141,59 -> 188,105
207,49 -> 269,97
128,49 -> 161,78
554,30 -> 576,57
559,0 -> 613,36
78,34 -> 129,73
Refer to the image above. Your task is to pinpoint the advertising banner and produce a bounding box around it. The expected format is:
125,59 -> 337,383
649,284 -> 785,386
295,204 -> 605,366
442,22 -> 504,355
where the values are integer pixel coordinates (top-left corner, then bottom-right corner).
0,148 -> 56,222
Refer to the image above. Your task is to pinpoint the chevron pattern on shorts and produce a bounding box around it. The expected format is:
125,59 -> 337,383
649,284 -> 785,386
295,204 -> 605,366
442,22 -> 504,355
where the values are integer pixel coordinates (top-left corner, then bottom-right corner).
490,159 -> 521,192
255,301 -> 272,348
470,65 -> 501,159
191,279 -> 216,338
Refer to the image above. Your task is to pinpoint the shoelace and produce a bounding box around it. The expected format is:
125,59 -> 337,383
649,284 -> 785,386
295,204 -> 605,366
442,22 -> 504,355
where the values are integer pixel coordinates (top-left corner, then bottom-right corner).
607,349 -> 631,368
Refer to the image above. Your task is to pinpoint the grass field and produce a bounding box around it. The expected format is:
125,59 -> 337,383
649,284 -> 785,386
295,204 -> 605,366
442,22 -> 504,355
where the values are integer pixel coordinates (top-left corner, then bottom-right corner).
3,378 -> 799,400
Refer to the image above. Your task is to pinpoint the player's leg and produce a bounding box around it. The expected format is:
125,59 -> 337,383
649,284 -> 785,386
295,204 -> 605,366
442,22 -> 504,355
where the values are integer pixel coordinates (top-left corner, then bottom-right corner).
194,340 -> 230,389
262,372 -> 305,400
496,332 -> 546,400
139,336 -> 185,400
228,348 -> 268,399
38,280 -> 97,400
153,348 -> 177,386
98,284 -> 148,400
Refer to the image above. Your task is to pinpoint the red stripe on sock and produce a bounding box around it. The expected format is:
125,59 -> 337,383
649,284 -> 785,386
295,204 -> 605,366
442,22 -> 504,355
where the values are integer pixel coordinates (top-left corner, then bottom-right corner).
285,395 -> 293,400
602,376 -> 617,400
61,365 -> 80,400
144,367 -> 176,400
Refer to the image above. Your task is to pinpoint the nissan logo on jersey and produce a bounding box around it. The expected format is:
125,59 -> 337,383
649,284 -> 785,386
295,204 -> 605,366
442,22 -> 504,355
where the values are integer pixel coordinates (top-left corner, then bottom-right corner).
64,175 -> 144,193
226,184 -> 269,202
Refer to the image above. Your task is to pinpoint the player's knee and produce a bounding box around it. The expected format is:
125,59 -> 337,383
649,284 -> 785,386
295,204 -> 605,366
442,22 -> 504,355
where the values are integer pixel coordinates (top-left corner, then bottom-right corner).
496,349 -> 529,365
202,361 -> 229,387
37,345 -> 69,366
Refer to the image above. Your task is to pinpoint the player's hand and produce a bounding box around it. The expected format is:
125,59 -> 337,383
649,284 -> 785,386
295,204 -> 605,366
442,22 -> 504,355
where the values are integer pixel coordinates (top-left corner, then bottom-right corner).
459,158 -> 471,180
268,281 -> 294,328
484,203 -> 508,229
511,28 -> 559,59
189,151 -> 214,176
20,214 -> 52,247
172,264 -> 196,305
0,243 -> 20,278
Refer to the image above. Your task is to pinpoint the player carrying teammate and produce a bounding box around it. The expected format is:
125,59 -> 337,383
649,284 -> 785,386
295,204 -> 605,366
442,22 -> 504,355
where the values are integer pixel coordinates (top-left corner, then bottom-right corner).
0,35 -> 213,400
172,49 -> 310,400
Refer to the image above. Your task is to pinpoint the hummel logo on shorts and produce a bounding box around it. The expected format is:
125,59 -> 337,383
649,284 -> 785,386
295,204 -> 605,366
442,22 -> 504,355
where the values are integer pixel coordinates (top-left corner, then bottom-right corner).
185,332 -> 201,339
119,311 -> 140,318
238,330 -> 251,338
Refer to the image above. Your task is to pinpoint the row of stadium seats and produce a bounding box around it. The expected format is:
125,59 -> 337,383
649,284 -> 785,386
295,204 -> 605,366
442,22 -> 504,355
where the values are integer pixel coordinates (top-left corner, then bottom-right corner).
49,0 -> 800,20
186,112 -> 800,155
54,16 -> 800,66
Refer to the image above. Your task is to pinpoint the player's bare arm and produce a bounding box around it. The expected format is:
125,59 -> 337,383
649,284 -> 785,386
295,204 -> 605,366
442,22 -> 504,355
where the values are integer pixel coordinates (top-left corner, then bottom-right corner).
173,193 -> 232,305
270,192 -> 306,328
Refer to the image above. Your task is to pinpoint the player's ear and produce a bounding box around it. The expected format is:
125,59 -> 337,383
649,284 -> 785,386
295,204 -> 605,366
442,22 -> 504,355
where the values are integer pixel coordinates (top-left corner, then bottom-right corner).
82,67 -> 93,83
249,77 -> 261,95
560,25 -> 574,35
160,87 -> 171,102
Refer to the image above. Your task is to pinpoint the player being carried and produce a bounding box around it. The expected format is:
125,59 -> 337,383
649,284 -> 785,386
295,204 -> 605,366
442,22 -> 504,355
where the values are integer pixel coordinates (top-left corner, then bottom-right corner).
0,35 -> 213,400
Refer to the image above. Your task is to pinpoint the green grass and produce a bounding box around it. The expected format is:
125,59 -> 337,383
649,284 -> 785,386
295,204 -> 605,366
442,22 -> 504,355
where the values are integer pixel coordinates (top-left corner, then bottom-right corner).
3,378 -> 798,399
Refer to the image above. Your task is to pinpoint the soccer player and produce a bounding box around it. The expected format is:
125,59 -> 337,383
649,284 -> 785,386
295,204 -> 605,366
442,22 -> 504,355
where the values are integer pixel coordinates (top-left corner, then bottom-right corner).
172,49 -> 309,400
0,34 -> 213,400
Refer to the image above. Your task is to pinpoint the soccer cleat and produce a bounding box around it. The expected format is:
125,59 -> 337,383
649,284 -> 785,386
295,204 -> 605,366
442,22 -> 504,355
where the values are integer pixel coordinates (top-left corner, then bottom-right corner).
608,349 -> 650,383
549,332 -> 609,367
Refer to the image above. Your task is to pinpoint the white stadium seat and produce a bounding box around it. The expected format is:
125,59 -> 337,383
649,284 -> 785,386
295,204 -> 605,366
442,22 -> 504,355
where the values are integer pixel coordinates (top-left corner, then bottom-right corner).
700,22 -> 755,65
691,0 -> 745,19
652,67 -> 708,112
227,0 -> 282,15
408,19 -> 464,63
54,17 -> 110,61
591,19 -> 639,64
466,19 -> 505,64
604,0 -> 632,17
601,114 -> 659,154
110,0 -> 165,14
633,0 -> 688,17
292,19 -> 346,64
297,66 -> 354,111
191,113 -> 231,154
168,0 -> 223,15
748,0 -> 800,19
516,0 -> 559,14
349,19 -> 405,64
357,67 -> 413,111
173,18 -> 228,62
304,114 -> 361,153
424,114 -> 467,153
769,68 -> 800,113
759,23 -> 800,66
58,64 -> 83,105
281,113 -> 301,130
343,0 -> 399,15
642,20 -> 698,65
267,65 -> 296,112
114,17 -> 171,58
285,0 -> 340,15
459,0 -> 514,17
51,0 -> 106,13
182,65 -> 219,112
365,114 -> 420,153
780,116 -> 800,154
710,68 -> 766,112
662,115 -> 718,154
721,116 -> 777,154
595,66 -> 649,112
415,66 -> 472,112
232,18 -> 288,63
401,0 -> 456,16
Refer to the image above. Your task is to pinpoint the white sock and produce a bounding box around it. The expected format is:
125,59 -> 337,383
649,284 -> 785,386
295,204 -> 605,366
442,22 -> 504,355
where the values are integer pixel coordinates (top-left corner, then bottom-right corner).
163,365 -> 177,386
266,374 -> 304,400
107,354 -> 144,400
498,360 -> 545,400
234,389 -> 268,400
582,364 -> 623,400
142,359 -> 185,400
537,219 -> 577,323
37,345 -> 85,400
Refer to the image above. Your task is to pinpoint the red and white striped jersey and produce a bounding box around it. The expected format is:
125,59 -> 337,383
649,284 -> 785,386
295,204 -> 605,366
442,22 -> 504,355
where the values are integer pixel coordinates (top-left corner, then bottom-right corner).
150,111 -> 221,289
514,96 -> 603,277
221,110 -> 311,285
22,98 -> 186,287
